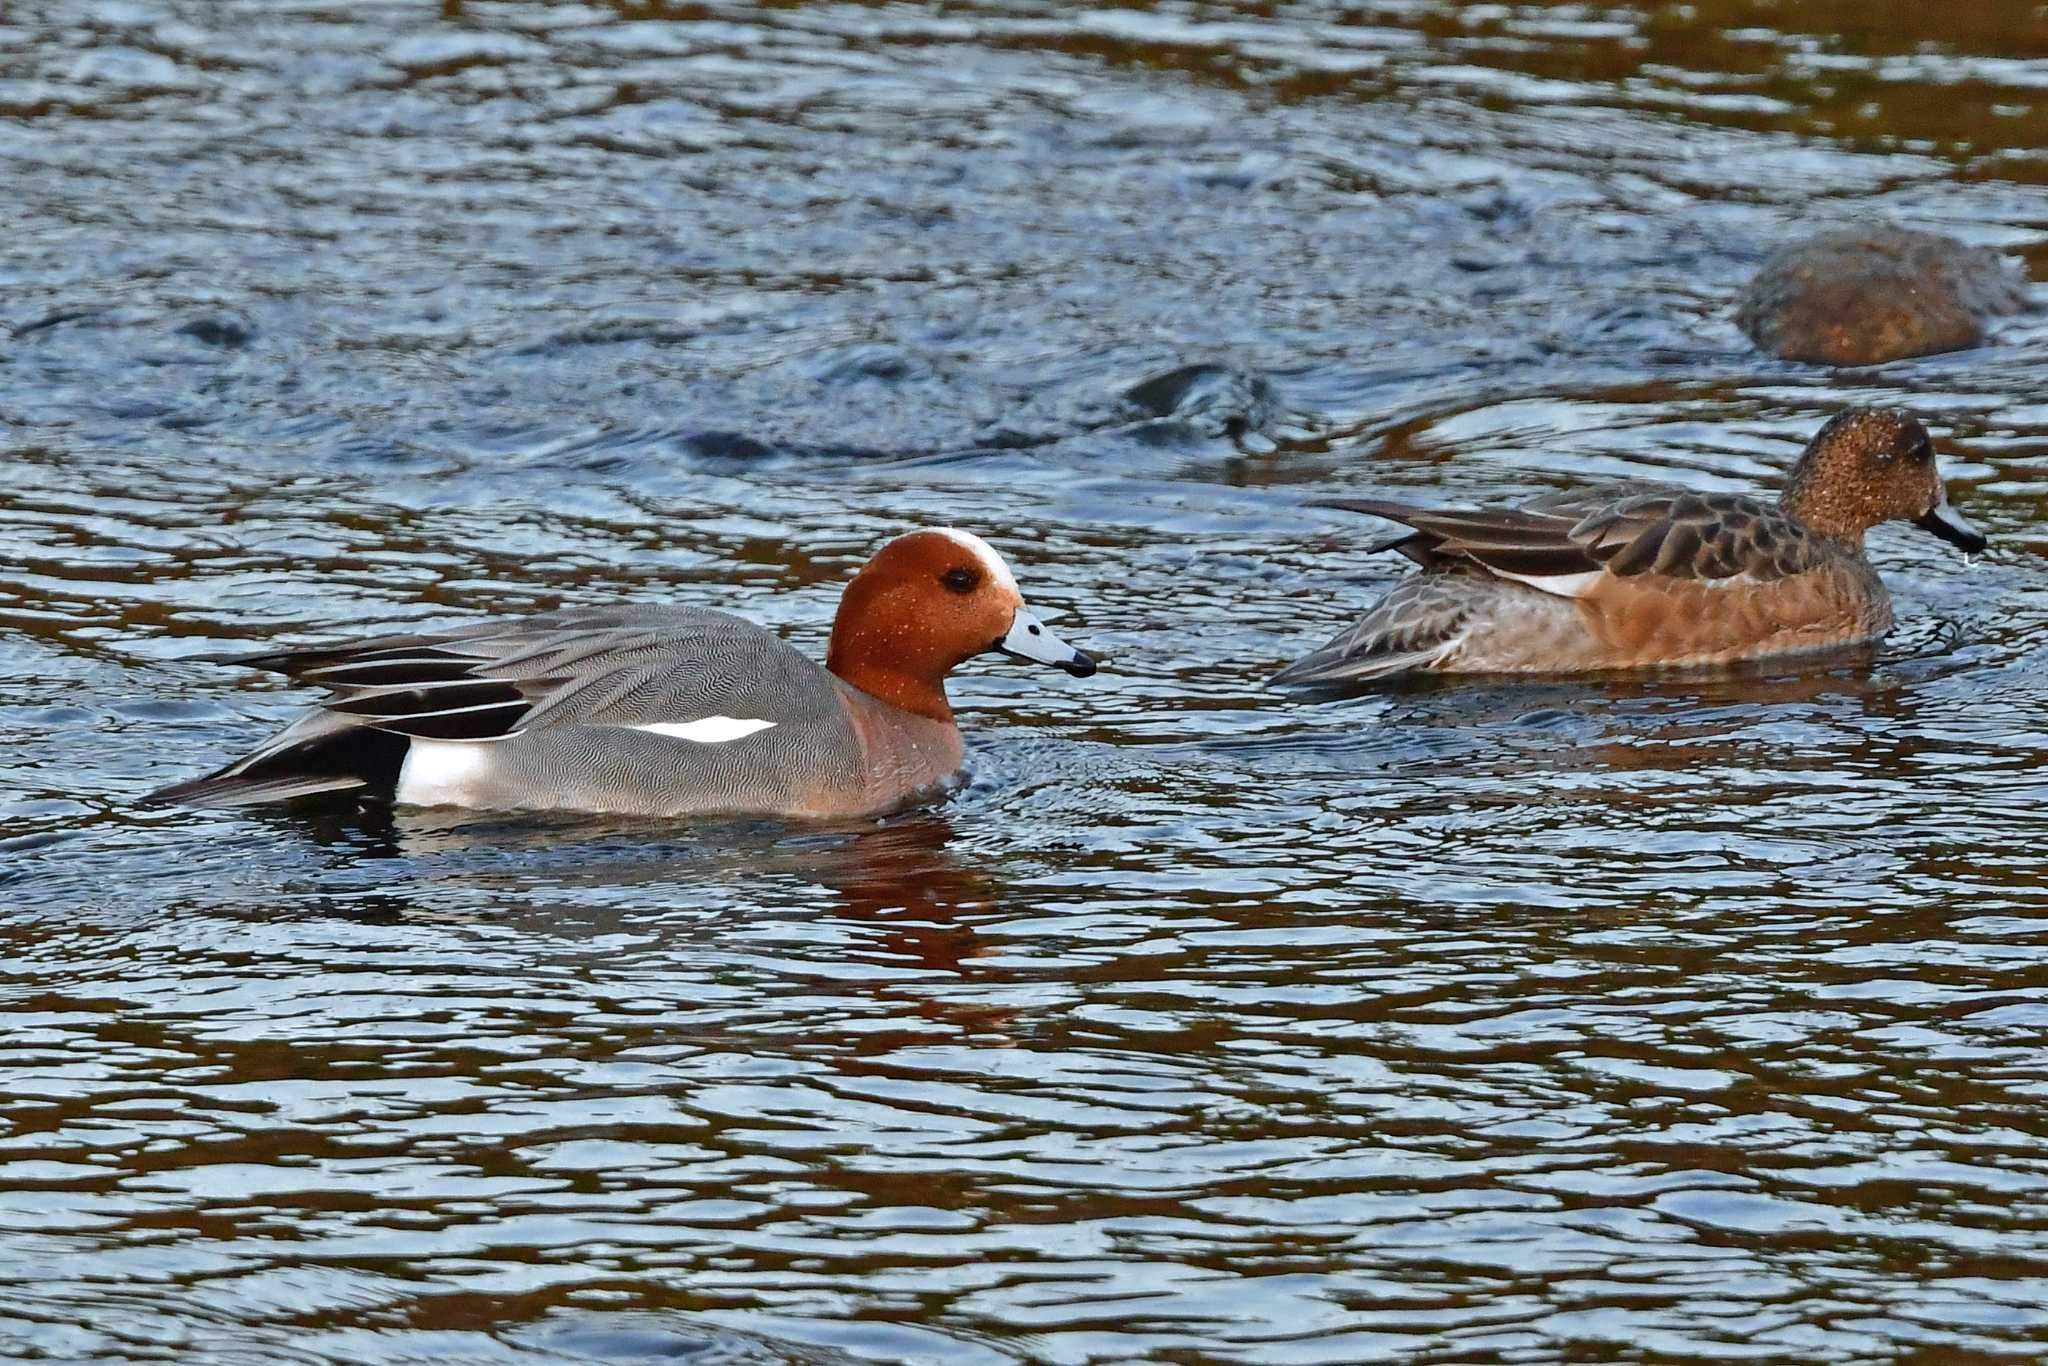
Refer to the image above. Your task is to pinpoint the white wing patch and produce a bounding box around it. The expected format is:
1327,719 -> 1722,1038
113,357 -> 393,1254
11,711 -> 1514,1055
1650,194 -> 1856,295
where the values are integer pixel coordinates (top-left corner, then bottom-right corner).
629,716 -> 778,743
1494,566 -> 1773,599
1492,568 -> 1605,599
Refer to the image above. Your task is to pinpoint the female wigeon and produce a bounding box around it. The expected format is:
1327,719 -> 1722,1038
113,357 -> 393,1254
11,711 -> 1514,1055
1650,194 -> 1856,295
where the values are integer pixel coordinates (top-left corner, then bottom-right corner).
1272,409 -> 1986,688
144,528 -> 1096,817
1737,225 -> 2029,366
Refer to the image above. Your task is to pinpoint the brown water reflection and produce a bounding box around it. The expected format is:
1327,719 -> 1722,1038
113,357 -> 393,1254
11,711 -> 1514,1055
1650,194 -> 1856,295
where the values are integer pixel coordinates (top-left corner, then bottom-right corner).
9,0 -> 2048,1361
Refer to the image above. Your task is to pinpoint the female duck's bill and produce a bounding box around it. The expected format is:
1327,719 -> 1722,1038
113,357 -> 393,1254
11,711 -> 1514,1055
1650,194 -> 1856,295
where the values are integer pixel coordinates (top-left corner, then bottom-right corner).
1917,494 -> 1988,552
142,525 -> 1098,820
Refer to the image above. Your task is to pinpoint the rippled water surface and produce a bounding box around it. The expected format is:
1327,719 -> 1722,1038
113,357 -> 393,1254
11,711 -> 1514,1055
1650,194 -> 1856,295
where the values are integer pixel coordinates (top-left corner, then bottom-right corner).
10,2 -> 2048,1361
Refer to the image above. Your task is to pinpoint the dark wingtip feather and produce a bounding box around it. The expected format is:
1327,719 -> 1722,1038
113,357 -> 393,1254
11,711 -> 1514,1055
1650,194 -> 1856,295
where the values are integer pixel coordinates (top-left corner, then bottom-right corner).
201,637 -> 470,678
169,648 -> 283,669
1308,498 -> 1433,525
141,725 -> 411,810
1311,499 -> 1460,567
139,772 -> 369,809
1271,646 -> 1439,691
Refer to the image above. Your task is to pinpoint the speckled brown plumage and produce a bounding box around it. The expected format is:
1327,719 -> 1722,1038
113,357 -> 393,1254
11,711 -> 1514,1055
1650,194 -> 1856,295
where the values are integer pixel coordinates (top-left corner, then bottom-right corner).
1737,226 -> 2029,367
1274,408 -> 1985,689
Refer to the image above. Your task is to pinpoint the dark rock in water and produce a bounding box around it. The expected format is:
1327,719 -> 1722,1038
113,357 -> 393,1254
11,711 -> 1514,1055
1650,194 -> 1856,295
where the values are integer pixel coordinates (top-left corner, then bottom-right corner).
12,306 -> 114,338
1119,363 -> 1277,441
809,344 -> 929,385
174,313 -> 256,348
1737,226 -> 2029,366
677,430 -> 777,462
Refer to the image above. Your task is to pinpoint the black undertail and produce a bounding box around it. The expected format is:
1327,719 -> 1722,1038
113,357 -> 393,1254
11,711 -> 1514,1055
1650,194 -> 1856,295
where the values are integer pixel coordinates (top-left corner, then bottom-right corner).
139,725 -> 409,808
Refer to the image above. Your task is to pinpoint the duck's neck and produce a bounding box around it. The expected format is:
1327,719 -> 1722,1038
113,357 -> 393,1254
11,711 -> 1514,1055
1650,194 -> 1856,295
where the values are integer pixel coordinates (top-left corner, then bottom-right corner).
825,619 -> 955,722
828,656 -> 954,722
1779,472 -> 1867,549
824,566 -> 968,723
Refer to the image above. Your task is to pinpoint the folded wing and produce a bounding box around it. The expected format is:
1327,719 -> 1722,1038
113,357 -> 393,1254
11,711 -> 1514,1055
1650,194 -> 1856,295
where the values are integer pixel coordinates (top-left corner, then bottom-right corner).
1325,489 -> 1832,598
145,607 -> 833,806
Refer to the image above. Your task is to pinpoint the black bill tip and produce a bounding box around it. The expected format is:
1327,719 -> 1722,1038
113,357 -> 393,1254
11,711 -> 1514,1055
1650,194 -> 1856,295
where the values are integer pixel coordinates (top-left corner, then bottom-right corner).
1916,501 -> 1989,554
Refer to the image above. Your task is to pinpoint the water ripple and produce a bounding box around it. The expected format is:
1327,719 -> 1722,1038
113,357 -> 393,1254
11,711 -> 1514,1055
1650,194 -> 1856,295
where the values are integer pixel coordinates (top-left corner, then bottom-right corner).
8,0 -> 2048,1362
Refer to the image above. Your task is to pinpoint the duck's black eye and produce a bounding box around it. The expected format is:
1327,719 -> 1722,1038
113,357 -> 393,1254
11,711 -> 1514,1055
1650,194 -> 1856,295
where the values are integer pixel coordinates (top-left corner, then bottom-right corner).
941,567 -> 979,594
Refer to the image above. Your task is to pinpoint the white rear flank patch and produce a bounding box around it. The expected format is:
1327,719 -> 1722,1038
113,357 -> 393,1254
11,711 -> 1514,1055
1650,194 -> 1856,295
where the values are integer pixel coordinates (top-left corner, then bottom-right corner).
932,527 -> 1020,595
395,738 -> 493,807
1493,568 -> 1605,599
629,716 -> 778,743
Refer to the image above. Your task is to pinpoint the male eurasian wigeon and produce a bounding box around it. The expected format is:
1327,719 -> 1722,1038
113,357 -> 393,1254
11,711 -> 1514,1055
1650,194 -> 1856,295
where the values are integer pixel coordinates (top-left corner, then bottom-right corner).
144,528 -> 1096,817
1272,409 -> 1986,688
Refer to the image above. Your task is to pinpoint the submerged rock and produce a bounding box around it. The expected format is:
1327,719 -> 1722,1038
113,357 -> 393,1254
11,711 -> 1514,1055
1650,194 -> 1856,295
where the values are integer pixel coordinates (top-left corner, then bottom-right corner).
1736,225 -> 2029,366
174,313 -> 256,348
1118,362 -> 1277,441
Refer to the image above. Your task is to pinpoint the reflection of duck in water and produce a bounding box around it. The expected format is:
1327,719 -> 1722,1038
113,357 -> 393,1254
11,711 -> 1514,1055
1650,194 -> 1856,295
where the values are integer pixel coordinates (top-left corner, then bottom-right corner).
145,529 -> 1095,820
260,802 -> 1008,993
1275,410 -> 1985,689
813,815 -> 1002,985
1737,225 -> 2030,366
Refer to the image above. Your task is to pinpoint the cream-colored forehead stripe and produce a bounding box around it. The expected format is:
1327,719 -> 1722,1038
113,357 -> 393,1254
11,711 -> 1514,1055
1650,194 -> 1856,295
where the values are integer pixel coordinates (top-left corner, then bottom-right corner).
630,717 -> 779,743
932,527 -> 1020,595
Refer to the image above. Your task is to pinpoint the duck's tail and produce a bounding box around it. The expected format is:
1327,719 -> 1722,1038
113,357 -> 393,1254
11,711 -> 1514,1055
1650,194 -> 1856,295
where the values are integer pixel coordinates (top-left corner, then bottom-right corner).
140,711 -> 408,809
1270,576 -> 1474,690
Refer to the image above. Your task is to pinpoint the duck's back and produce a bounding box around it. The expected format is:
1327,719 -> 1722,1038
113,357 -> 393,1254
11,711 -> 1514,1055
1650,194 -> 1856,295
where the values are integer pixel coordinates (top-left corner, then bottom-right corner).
377,606 -> 847,815
1277,484 -> 1890,686
152,605 -> 965,819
